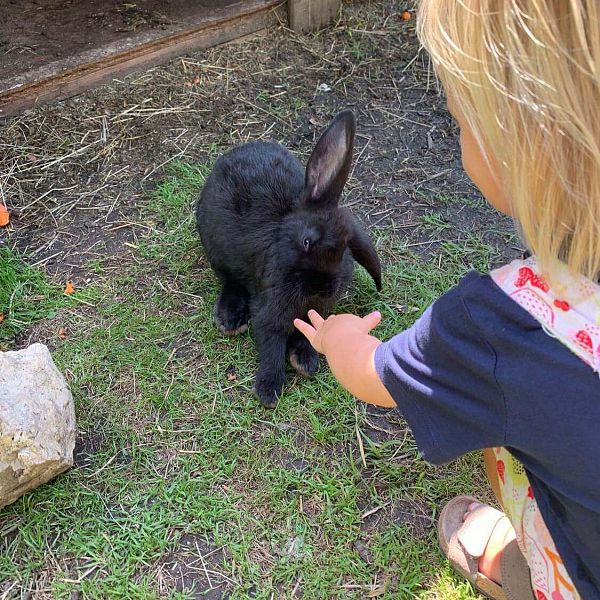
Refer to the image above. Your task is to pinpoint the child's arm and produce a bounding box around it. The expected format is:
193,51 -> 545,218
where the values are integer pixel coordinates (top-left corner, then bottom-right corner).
294,309 -> 396,408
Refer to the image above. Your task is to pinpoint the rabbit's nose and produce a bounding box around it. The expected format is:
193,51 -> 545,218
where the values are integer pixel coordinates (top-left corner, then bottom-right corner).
308,273 -> 337,297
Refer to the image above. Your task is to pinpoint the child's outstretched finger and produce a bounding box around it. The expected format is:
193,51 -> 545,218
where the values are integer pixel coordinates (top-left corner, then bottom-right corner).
362,311 -> 382,331
307,309 -> 325,328
294,318 -> 315,341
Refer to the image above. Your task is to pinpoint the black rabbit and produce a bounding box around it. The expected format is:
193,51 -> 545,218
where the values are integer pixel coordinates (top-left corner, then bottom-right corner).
196,111 -> 381,408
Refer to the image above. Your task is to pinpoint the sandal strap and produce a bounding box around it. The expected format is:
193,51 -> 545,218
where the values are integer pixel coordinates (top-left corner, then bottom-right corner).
457,504 -> 507,558
501,539 -> 535,600
447,536 -> 508,599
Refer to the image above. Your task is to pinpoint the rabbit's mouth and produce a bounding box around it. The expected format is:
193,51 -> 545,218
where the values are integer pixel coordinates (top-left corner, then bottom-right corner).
304,273 -> 339,298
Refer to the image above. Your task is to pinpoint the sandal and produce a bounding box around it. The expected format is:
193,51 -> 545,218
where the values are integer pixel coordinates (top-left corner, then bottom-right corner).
438,495 -> 535,600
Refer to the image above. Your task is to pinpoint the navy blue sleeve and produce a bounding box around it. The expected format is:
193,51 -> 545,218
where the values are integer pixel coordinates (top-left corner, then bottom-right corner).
374,272 -> 507,464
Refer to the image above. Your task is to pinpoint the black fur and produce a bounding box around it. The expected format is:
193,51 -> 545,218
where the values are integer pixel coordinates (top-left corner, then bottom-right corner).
196,111 -> 381,408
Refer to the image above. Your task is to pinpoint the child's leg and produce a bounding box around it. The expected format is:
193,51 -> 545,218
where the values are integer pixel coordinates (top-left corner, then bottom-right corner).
462,449 -> 516,585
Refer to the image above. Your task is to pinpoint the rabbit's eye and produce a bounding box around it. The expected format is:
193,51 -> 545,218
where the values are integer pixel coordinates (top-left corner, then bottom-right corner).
303,238 -> 311,252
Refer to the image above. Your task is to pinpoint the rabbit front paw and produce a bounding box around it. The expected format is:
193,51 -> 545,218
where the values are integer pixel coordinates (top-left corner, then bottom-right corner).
252,371 -> 285,408
289,338 -> 318,377
214,289 -> 249,335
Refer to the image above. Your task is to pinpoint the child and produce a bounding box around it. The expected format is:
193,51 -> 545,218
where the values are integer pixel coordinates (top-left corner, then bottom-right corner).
294,1 -> 600,598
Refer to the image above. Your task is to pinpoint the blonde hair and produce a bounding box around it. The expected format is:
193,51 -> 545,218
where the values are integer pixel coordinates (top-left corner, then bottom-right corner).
418,0 -> 600,281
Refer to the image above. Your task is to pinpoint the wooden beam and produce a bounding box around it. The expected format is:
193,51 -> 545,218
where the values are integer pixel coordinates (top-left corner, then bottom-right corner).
0,1 -> 286,119
289,0 -> 341,33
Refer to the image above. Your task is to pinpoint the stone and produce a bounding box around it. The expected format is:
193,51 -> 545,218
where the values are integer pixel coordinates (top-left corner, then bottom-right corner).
0,343 -> 75,509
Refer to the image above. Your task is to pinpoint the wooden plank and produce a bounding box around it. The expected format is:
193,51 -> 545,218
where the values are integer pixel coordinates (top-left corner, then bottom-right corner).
289,0 -> 341,32
0,0 -> 286,119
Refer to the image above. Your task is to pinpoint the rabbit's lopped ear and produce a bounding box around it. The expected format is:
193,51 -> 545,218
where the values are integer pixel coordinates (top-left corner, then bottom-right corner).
348,216 -> 382,291
304,110 -> 356,206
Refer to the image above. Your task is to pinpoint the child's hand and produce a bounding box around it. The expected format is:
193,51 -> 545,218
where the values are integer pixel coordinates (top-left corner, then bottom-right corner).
294,309 -> 395,408
294,309 -> 382,354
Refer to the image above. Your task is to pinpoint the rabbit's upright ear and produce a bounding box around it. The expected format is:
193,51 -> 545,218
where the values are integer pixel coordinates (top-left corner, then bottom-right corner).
348,216 -> 382,291
304,110 -> 355,206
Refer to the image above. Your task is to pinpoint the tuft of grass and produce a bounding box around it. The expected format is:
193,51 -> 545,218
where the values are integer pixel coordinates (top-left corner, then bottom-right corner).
420,211 -> 451,236
0,247 -> 62,345
137,161 -> 212,267
0,247 -> 97,349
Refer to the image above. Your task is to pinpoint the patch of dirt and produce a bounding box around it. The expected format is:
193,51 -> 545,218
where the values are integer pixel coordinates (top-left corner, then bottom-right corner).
268,445 -> 312,474
14,304 -> 97,351
359,496 -> 432,540
353,539 -> 374,565
389,498 -> 433,538
150,533 -> 231,599
362,406 -> 409,444
299,494 -> 323,523
73,430 -> 105,468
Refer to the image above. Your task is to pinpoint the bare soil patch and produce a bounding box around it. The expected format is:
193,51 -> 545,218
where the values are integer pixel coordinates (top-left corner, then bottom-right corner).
150,534 -> 231,599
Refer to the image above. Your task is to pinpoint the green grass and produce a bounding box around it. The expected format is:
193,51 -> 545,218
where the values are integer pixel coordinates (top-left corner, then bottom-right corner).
0,163 -> 494,599
419,211 -> 451,236
0,246 -> 62,346
0,247 -> 99,349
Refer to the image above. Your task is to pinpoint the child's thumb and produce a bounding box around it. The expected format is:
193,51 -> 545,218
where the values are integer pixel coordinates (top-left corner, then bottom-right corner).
362,310 -> 382,331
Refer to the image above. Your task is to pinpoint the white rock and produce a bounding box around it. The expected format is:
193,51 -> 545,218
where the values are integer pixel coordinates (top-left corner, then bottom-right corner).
0,343 -> 75,509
